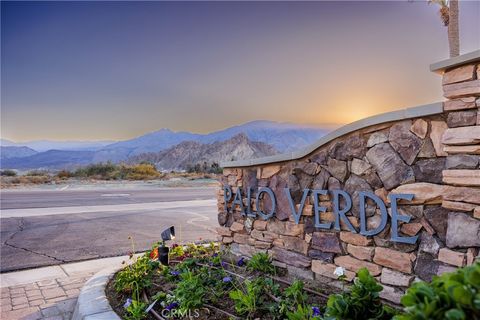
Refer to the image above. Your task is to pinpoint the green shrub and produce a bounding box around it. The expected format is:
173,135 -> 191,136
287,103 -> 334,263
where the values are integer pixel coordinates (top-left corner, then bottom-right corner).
114,255 -> 159,298
247,252 -> 276,274
229,279 -> 264,318
0,169 -> 17,176
124,300 -> 147,320
174,271 -> 205,312
323,268 -> 396,320
394,262 -> 480,320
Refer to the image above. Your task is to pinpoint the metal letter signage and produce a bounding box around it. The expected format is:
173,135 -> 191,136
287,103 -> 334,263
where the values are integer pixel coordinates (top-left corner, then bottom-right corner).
223,185 -> 418,244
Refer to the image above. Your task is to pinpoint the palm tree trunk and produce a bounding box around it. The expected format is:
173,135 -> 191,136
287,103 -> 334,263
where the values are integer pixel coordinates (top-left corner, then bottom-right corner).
448,0 -> 460,57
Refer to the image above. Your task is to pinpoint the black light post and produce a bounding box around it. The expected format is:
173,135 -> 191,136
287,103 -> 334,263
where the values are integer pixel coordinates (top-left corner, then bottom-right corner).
159,226 -> 175,266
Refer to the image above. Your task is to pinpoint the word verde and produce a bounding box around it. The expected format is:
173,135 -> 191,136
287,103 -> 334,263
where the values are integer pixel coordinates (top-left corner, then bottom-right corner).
223,185 -> 419,244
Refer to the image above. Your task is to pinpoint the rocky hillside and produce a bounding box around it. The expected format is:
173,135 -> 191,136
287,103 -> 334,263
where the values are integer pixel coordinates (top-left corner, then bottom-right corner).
128,133 -> 277,171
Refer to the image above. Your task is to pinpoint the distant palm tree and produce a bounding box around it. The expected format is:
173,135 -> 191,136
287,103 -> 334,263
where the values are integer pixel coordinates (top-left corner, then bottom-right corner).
429,0 -> 460,57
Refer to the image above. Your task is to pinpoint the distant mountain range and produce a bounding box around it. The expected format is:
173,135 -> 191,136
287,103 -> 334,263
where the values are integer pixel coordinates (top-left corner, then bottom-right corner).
128,133 -> 277,171
1,120 -> 333,171
0,139 -> 114,152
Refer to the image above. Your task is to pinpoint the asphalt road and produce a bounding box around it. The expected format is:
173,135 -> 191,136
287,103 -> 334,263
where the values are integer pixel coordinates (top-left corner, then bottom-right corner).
0,187 -> 218,272
0,187 -> 217,209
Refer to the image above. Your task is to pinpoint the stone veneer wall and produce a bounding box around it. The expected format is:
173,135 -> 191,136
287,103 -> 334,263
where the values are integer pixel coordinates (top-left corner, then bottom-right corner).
216,54 -> 480,304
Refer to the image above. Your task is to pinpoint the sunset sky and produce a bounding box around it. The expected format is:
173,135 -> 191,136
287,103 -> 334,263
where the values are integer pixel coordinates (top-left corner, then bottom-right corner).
1,1 -> 479,142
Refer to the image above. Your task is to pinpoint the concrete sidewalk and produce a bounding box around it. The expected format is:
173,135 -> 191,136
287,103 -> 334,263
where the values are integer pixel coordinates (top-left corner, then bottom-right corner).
0,255 -> 130,320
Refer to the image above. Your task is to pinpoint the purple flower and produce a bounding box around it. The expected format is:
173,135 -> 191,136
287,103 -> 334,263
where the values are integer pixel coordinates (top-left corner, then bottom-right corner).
221,261 -> 227,268
237,257 -> 245,267
170,271 -> 180,276
312,306 -> 321,317
123,298 -> 132,309
222,276 -> 232,283
165,302 -> 178,311
212,253 -> 218,257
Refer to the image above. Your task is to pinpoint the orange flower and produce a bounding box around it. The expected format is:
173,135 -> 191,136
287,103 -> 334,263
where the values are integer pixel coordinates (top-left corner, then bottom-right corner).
150,248 -> 158,260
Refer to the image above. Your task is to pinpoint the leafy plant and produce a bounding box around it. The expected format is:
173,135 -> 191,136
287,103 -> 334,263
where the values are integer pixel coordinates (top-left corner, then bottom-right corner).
286,304 -> 321,320
114,255 -> 159,297
229,279 -> 264,318
174,271 -> 205,312
323,268 -> 396,320
278,280 -> 309,316
247,252 -> 276,274
124,299 -> 147,320
394,262 -> 480,320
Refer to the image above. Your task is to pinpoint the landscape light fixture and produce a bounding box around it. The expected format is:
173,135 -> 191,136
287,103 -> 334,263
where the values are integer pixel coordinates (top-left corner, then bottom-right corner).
159,226 -> 175,266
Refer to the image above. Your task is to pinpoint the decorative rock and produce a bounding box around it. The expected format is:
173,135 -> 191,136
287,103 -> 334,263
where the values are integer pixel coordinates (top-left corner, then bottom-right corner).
414,252 -> 440,281
443,186 -> 480,204
218,212 -> 228,226
308,249 -> 335,263
379,285 -> 403,304
445,154 -> 479,169
216,227 -> 233,237
442,64 -> 476,85
367,131 -> 388,147
418,138 -> 437,158
324,158 -> 348,182
347,244 -> 374,261
444,145 -> 480,154
311,232 -> 342,253
311,260 -> 355,281
344,174 -> 374,217
442,200 -> 477,212
443,79 -> 480,99
296,162 -> 319,176
250,229 -> 276,243
233,233 -> 250,244
437,264 -> 458,275
286,265 -> 314,280
327,176 -> 341,191
389,121 -> 422,165
271,247 -> 311,268
447,110 -> 477,127
438,248 -> 465,267
442,169 -> 480,186
373,247 -> 412,273
312,169 -> 330,190
334,255 -> 382,276
390,183 -> 444,204
366,143 -> 415,190
466,248 -> 479,265
420,217 -> 435,235
381,268 -> 414,287
442,126 -> 480,145
430,121 -> 448,156
340,232 -> 373,246
444,97 -> 477,111
410,119 -> 428,139
351,158 -> 372,176
279,235 -> 309,254
418,232 -> 441,255
400,223 -> 423,236
253,220 -> 268,231
254,241 -> 272,249
259,165 -> 281,179
222,237 -> 233,244
412,158 -> 445,184
475,207 -> 480,219
446,212 -> 480,248
230,221 -> 245,232
329,134 -> 367,161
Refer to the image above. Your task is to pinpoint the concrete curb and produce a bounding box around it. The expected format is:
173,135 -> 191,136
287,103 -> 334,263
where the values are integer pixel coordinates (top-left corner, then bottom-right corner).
72,263 -> 124,320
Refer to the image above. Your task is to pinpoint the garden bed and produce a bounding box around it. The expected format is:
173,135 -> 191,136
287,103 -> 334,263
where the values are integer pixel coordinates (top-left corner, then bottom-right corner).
106,241 -> 480,320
